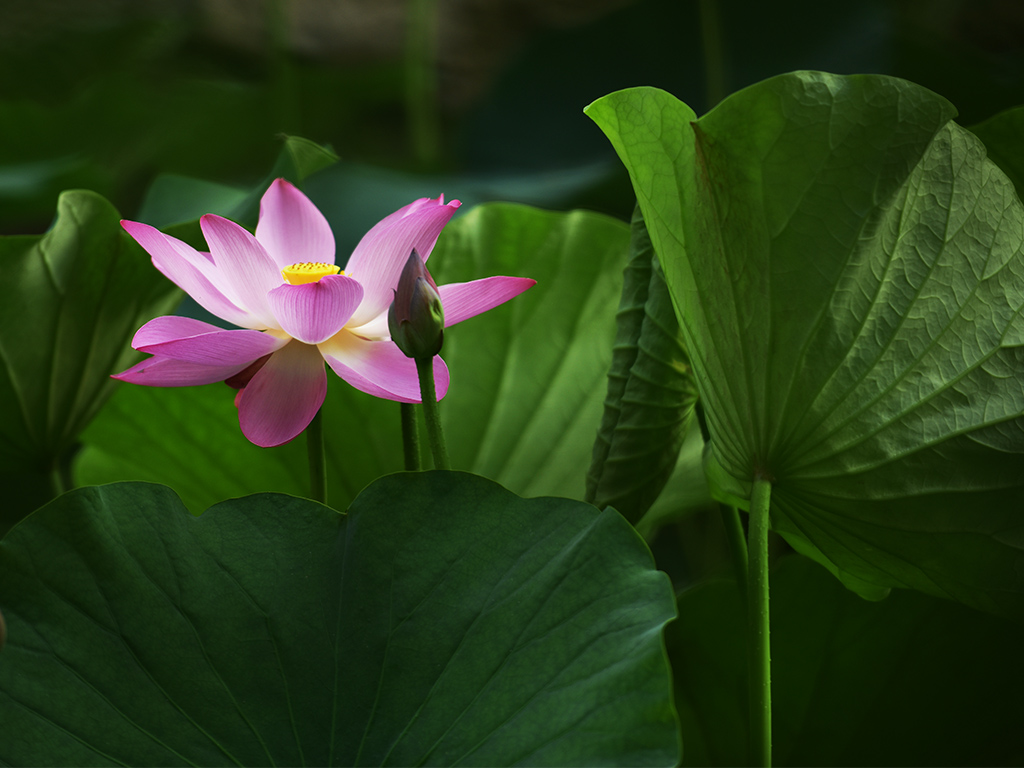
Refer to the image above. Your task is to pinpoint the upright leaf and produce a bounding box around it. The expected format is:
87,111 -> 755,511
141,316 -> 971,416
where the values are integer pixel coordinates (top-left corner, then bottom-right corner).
587,73 -> 1024,617
0,474 -> 679,766
586,205 -> 698,523
0,190 -> 179,530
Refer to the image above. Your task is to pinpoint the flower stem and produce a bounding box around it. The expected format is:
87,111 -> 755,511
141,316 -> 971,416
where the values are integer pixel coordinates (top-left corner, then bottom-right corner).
49,463 -> 67,498
307,408 -> 327,505
719,503 -> 749,601
404,0 -> 440,168
415,356 -> 450,470
400,402 -> 422,471
267,0 -> 299,132
748,476 -> 772,767
698,0 -> 727,108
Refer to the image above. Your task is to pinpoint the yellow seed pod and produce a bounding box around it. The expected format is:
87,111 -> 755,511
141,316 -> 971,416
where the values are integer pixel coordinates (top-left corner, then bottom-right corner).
281,262 -> 342,285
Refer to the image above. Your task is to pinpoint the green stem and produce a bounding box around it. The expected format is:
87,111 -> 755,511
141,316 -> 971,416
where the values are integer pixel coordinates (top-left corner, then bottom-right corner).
400,402 -> 422,471
415,356 -> 450,470
307,408 -> 327,505
267,0 -> 299,132
748,476 -> 772,766
698,0 -> 726,107
49,464 -> 66,498
405,0 -> 440,168
719,503 -> 749,600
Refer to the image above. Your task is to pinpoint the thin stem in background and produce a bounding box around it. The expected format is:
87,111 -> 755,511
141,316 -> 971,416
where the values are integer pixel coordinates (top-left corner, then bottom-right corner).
748,476 -> 772,767
415,357 -> 450,470
405,0 -> 440,168
307,407 -> 327,505
698,0 -> 727,108
266,0 -> 300,133
49,464 -> 66,498
719,503 -> 749,601
401,402 -> 422,471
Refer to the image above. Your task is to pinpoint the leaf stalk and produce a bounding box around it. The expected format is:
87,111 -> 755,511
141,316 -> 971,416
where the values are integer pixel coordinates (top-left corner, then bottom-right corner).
719,503 -> 749,600
415,357 -> 450,470
307,407 -> 327,505
401,402 -> 422,471
748,476 -> 772,766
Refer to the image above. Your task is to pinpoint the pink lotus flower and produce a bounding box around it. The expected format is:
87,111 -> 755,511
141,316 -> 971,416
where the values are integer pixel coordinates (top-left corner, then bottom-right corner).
115,178 -> 535,447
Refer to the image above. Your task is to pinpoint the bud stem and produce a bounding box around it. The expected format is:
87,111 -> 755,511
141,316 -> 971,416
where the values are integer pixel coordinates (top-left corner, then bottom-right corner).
415,356 -> 450,470
307,407 -> 327,505
400,402 -> 422,471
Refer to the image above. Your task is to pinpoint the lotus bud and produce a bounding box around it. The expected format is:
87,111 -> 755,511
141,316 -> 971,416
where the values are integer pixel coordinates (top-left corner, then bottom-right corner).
388,249 -> 445,359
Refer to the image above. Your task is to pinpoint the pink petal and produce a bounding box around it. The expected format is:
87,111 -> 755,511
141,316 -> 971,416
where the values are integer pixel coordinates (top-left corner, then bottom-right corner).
267,274 -> 364,345
320,332 -> 449,402
131,315 -> 224,346
200,214 -> 284,328
122,220 -> 257,329
438,276 -> 537,327
113,355 -> 248,386
133,317 -> 288,365
344,196 -> 461,327
255,178 -> 336,270
345,312 -> 391,341
237,341 -> 328,447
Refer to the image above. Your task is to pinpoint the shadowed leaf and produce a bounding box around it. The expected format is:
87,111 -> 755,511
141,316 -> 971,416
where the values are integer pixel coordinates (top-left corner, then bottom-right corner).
586,205 -> 698,523
0,473 -> 679,766
0,190 -> 179,532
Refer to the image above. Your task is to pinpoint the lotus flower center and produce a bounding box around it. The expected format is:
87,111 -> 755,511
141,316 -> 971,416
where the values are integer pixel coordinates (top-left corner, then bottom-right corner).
281,262 -> 342,285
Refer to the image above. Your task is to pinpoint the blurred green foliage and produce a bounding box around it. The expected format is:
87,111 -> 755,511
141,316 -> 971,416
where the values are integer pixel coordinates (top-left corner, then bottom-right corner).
3,0 -> 1022,235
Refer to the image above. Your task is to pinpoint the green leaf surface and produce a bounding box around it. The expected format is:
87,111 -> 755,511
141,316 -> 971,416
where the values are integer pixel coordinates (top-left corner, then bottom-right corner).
74,374 -> 399,515
76,203 -> 633,510
669,555 -> 1024,766
587,72 -> 1024,617
633,423 -> 713,540
0,190 -> 179,530
0,474 -> 679,767
427,203 -> 630,499
586,205 -> 698,524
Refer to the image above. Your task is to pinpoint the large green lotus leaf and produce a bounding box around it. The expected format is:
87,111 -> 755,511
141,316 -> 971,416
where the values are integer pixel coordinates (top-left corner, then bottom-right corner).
587,72 -> 1024,616
669,555 -> 1024,766
76,203 -> 634,509
585,205 -> 699,524
0,190 -> 179,532
0,473 -> 679,767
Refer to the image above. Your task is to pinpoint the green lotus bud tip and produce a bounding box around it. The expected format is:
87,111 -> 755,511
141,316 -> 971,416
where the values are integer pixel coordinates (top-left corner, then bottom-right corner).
388,249 -> 445,359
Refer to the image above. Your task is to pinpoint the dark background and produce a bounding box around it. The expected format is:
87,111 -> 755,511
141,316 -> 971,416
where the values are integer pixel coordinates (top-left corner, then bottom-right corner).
2,0 -> 1023,233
